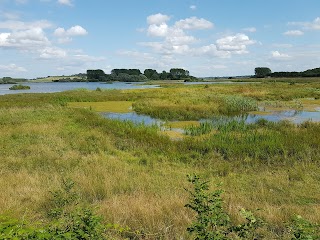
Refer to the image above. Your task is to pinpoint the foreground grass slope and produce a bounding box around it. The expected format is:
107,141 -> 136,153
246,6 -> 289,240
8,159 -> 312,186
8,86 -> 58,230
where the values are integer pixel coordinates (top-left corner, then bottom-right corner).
0,82 -> 319,239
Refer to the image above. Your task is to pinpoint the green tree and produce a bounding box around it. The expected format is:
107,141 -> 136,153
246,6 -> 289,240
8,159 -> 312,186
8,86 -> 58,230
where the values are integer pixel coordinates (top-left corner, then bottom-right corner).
144,69 -> 159,79
254,67 -> 272,78
87,69 -> 106,81
170,68 -> 189,79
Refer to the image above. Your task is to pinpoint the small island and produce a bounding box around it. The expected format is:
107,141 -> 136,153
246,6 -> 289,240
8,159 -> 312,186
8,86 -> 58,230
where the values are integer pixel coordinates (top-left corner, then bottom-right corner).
9,84 -> 30,90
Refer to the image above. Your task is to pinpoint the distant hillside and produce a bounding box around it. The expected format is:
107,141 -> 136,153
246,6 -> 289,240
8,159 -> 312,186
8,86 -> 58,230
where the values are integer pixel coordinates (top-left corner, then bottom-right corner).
0,77 -> 27,84
30,74 -> 86,82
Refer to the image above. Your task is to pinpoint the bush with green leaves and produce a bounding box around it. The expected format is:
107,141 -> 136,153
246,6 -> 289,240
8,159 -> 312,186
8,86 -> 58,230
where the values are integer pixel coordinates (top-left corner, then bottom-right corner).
185,174 -> 264,239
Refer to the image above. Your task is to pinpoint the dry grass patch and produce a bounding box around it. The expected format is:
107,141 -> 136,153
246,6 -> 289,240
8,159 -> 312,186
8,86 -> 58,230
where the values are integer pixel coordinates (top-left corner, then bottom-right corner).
68,101 -> 133,113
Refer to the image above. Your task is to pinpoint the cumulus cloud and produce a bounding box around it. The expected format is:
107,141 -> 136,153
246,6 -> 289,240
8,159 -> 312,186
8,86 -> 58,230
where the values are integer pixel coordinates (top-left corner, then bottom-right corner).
175,17 -> 213,30
58,0 -> 73,6
147,23 -> 169,37
54,25 -> 87,37
271,51 -> 291,60
190,5 -> 197,10
144,14 -> 215,56
147,13 -> 170,25
142,14 -> 256,59
216,34 -> 256,54
284,30 -> 304,36
54,25 -> 87,43
0,28 -> 50,49
0,63 -> 27,72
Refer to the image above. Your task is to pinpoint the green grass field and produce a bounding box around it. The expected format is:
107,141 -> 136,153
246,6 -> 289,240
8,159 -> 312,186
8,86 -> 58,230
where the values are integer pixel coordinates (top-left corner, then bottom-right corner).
0,82 -> 319,239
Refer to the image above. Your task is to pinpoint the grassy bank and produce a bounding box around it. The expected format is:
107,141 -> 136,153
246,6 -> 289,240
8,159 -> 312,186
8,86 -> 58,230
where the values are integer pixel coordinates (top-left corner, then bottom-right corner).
0,82 -> 319,239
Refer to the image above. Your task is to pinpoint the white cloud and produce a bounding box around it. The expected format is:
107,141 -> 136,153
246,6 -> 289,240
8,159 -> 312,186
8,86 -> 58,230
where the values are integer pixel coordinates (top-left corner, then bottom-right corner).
144,14 -> 215,56
58,0 -> 73,6
39,47 -> 67,59
143,14 -> 256,59
195,44 -> 231,58
54,25 -> 87,43
216,34 -> 256,54
147,13 -> 170,25
0,63 -> 27,72
175,17 -> 214,30
190,5 -> 197,10
289,17 -> 320,30
0,28 -> 50,49
54,25 -> 87,37
284,30 -> 304,36
147,23 -> 169,37
242,27 -> 256,33
271,51 -> 291,60
0,20 -> 53,30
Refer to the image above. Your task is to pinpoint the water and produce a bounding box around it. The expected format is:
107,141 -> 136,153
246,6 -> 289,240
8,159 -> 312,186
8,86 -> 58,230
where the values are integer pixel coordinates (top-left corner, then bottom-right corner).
246,110 -> 320,124
100,109 -> 320,129
0,82 -> 160,95
101,112 -> 164,126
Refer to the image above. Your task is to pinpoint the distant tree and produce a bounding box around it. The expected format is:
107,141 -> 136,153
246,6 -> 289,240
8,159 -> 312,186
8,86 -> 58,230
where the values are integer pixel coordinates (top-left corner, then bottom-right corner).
144,69 -> 158,79
87,69 -> 106,81
111,69 -> 141,76
302,67 -> 320,77
170,68 -> 189,79
254,67 -> 272,78
159,71 -> 173,80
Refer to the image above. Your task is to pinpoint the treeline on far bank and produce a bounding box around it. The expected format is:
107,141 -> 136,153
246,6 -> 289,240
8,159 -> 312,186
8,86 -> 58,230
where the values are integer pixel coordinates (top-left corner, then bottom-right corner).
0,77 -> 27,84
255,67 -> 320,78
86,68 -> 198,82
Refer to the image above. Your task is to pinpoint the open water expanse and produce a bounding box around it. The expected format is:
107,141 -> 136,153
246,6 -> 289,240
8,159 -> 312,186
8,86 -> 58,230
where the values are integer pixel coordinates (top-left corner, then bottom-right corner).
0,81 -> 258,95
0,82 -> 160,95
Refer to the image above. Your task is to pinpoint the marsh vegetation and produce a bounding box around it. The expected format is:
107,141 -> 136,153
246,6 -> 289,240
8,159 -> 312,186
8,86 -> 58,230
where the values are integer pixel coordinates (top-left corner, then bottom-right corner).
0,81 -> 319,239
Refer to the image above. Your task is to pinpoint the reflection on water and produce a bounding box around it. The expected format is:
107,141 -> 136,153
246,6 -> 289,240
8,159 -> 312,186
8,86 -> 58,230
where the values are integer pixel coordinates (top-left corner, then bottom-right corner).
100,109 -> 320,129
100,112 -> 164,126
246,110 -> 320,124
0,82 -> 160,95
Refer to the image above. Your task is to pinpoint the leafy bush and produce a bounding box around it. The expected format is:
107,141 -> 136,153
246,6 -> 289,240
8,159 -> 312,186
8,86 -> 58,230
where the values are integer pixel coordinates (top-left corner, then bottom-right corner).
185,174 -> 264,239
9,84 -> 30,90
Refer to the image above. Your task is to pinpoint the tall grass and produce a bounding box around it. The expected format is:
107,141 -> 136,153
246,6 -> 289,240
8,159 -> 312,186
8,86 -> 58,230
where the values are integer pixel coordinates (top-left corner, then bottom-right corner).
0,83 -> 320,238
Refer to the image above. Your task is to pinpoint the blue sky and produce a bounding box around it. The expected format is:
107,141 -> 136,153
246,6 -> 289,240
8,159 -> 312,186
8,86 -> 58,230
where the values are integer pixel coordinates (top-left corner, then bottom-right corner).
0,0 -> 320,78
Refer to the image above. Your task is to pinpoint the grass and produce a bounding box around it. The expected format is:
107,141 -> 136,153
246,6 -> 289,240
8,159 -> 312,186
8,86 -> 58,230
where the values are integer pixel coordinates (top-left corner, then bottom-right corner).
0,83 -> 319,239
68,101 -> 133,113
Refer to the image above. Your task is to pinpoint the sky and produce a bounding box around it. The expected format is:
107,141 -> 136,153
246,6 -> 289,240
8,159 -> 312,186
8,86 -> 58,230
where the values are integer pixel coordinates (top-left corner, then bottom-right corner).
0,0 -> 320,78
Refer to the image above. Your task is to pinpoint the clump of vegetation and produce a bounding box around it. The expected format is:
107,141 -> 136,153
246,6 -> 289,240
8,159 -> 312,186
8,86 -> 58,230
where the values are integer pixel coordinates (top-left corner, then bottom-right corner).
9,84 -> 30,90
0,179 -> 106,239
185,174 -> 264,239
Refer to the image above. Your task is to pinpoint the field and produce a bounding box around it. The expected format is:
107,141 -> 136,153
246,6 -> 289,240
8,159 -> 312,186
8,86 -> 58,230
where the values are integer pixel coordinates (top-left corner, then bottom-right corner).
0,81 -> 319,239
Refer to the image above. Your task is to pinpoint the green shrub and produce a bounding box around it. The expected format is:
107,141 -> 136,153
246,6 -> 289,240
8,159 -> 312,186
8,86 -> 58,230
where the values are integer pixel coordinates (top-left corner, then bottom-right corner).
185,175 -> 264,239
9,84 -> 30,90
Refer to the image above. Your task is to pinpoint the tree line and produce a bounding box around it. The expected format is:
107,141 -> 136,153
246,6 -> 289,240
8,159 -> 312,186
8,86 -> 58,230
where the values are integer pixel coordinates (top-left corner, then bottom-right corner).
87,68 -> 197,82
255,67 -> 320,78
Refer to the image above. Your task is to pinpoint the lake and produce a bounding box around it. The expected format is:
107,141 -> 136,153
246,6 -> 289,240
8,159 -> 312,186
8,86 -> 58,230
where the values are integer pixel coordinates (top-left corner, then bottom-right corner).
0,82 -> 160,95
0,81 -> 259,95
